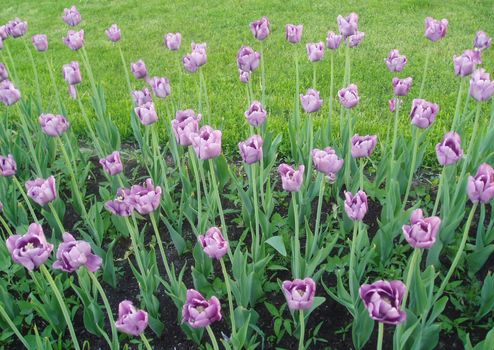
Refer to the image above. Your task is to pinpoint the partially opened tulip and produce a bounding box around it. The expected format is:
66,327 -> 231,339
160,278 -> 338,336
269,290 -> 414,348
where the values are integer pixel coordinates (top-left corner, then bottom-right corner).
238,135 -> 263,164
351,134 -> 378,158
245,101 -> 267,126
26,176 -> 57,206
0,154 -> 16,176
183,54 -> 199,73
135,102 -> 158,125
105,24 -> 121,42
0,25 -> 8,40
105,188 -> 134,217
474,31 -> 491,51
149,76 -> 171,98
63,30 -> 84,51
435,132 -> 463,166
39,114 -> 70,137
115,300 -> 148,336
99,151 -> 123,176
239,70 -> 250,83
190,125 -> 222,160
6,223 -> 53,271
300,88 -> 323,113
359,280 -> 407,325
129,178 -> 162,215
337,13 -> 359,37
347,31 -> 365,48
326,31 -> 342,50
0,80 -> 21,106
453,50 -> 481,77
338,84 -> 359,108
311,147 -> 344,176
63,6 -> 81,26
424,17 -> 448,42
131,87 -> 152,106
191,42 -> 207,66
469,69 -> 494,102
278,164 -> 304,192
392,77 -> 413,96
131,60 -> 148,80
285,24 -> 303,44
282,278 -> 316,310
0,64 -> 7,82
198,227 -> 229,260
250,16 -> 270,41
7,18 -> 27,38
385,49 -> 407,72
182,289 -> 222,328
165,32 -> 182,50
171,109 -> 201,146
344,190 -> 368,221
237,46 -> 261,72
402,209 -> 441,249
32,34 -> 48,52
53,233 -> 103,273
410,99 -> 439,128
467,163 -> 494,204
306,42 -> 325,62
63,61 -> 82,85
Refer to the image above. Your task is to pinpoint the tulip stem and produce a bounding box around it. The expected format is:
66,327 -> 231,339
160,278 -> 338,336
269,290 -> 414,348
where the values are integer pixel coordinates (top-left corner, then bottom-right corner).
16,105 -> 43,176
124,217 -> 146,276
402,248 -> 421,309
199,71 -> 211,125
325,52 -> 334,146
140,333 -> 153,350
348,221 -> 359,305
377,322 -> 384,350
260,41 -> 266,105
419,48 -> 430,98
305,116 -> 314,189
206,325 -> 220,350
118,46 -> 133,94
22,40 -> 42,110
40,265 -> 81,350
220,258 -> 236,336
150,213 -> 174,282
432,167 -> 446,216
292,192 -> 301,279
359,158 -> 365,191
344,112 -> 353,189
80,47 -> 98,99
151,125 -> 170,195
312,64 -> 317,89
451,78 -> 466,132
298,310 -> 306,350
312,175 -> 326,259
4,44 -> 20,85
189,148 -> 202,233
252,163 -> 261,261
0,215 -> 14,237
176,57 -> 183,109
76,97 -> 104,157
13,176 -> 38,222
43,54 -> 65,114
0,304 -> 30,348
48,202 -> 65,234
344,42 -> 351,85
402,129 -> 420,210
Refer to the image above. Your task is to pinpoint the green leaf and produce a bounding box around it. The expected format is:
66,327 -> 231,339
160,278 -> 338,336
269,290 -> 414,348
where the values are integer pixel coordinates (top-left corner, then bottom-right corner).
265,236 -> 287,256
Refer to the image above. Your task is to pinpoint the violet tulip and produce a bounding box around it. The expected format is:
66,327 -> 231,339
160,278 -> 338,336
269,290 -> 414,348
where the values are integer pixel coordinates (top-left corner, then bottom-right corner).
149,76 -> 171,99
0,25 -> 7,40
385,49 -> 407,72
392,77 -> 413,96
338,84 -> 359,108
62,61 -> 82,85
105,24 -> 121,42
0,63 -> 7,82
135,102 -> 158,125
7,18 -> 27,38
237,46 -> 261,72
435,132 -> 463,166
467,163 -> 494,204
424,17 -> 448,42
32,34 -> 48,52
278,164 -> 304,192
245,101 -> 267,127
337,13 -> 359,37
282,278 -> 316,310
306,42 -> 325,62
171,109 -> 201,146
190,125 -> 222,160
191,42 -> 207,66
129,178 -> 162,215
53,233 -> 102,273
344,190 -> 368,221
0,154 -> 17,177
311,147 -> 344,178
300,88 -> 323,113
326,31 -> 342,50
105,188 -> 134,217
402,209 -> 441,249
26,176 -> 57,206
39,114 -> 70,137
410,99 -> 439,128
474,31 -> 491,51
359,280 -> 407,325
165,32 -> 182,50
0,80 -> 21,106
453,50 -> 481,77
239,70 -> 250,83
250,16 -> 270,41
469,69 -> 494,102
115,300 -> 148,336
198,227 -> 229,260
63,6 -> 81,26
131,88 -> 152,106
285,24 -> 303,44
183,54 -> 199,73
182,289 -> 222,328
99,151 -> 123,176
6,223 -> 53,271
131,60 -> 148,80
351,134 -> 378,158
347,31 -> 365,48
63,30 -> 84,51
238,135 -> 263,164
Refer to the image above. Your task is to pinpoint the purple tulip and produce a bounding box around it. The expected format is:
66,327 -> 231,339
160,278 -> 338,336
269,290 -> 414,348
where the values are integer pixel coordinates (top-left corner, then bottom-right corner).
131,60 -> 148,80
424,17 -> 448,42
385,50 -> 407,72
63,6 -> 81,26
338,84 -> 360,108
311,147 -> 343,177
39,114 -> 70,137
131,87 -> 152,106
149,76 -> 171,99
53,233 -> 102,273
0,63 -> 7,82
326,31 -> 343,50
306,42 -> 325,62
26,176 -> 57,206
62,61 -> 82,85
183,54 -> 199,73
182,289 -> 222,328
6,223 -> 53,271
300,88 -> 323,113
344,190 -> 368,221
250,16 -> 270,41
63,30 -> 84,51
389,98 -> 401,112
337,13 -> 359,37
467,163 -> 494,204
435,132 -> 463,166
191,42 -> 208,66
359,280 -> 407,325
410,99 -> 439,128
282,278 -> 316,310
474,31 -> 491,51
278,164 -> 304,192
0,80 -> 21,106
165,32 -> 182,51
171,109 -> 202,146
392,77 -> 413,96
351,134 -> 378,158
469,69 -> 494,102
105,188 -> 134,217
347,31 -> 365,48
32,34 -> 48,52
453,50 -> 481,77
239,70 -> 251,83
286,24 -> 303,44
198,227 -> 229,260
115,300 -> 148,336
135,102 -> 158,126
99,151 -> 123,176
238,135 -> 263,164
402,209 -> 441,249
0,25 -> 8,40
105,24 -> 121,42
245,101 -> 267,127
190,125 -> 222,160
237,46 -> 261,72
7,18 -> 28,38
129,178 -> 162,215
0,154 -> 17,177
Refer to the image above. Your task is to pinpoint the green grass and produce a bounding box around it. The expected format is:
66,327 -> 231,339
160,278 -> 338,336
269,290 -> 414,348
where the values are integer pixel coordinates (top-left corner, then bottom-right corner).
2,0 -> 494,159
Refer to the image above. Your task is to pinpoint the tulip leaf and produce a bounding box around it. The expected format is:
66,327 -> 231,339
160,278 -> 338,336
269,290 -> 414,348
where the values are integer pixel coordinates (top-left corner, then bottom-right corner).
265,236 -> 287,257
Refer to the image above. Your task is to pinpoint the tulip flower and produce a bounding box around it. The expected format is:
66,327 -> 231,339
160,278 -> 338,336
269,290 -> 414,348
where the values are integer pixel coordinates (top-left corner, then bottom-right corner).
0,154 -> 17,176
402,209 -> 441,249
435,132 -> 463,166
385,49 -> 407,72
53,233 -> 103,273
63,30 -> 84,51
326,31 -> 342,50
359,280 -> 407,325
183,54 -> 199,73
135,102 -> 158,125
467,163 -> 494,204
183,43 -> 207,72
129,178 -> 162,215
424,17 -> 448,42
7,18 -> 27,38
239,70 -> 250,83
62,61 -> 82,85
285,24 -> 303,44
306,42 -> 325,62
39,114 -> 70,137
149,76 -> 171,99
469,69 -> 494,102
311,147 -> 344,177
245,101 -> 267,127
237,46 -> 261,72
63,6 -> 81,26
410,99 -> 439,128
0,80 -> 21,106
347,31 -> 365,48
165,32 -> 182,50
131,59 -> 148,80
198,227 -> 229,260
26,176 -> 57,206
131,87 -> 152,106
453,50 -> 481,77
351,134 -> 378,158
182,289 -> 222,328
250,16 -> 270,41
474,31 -> 491,51
300,88 -> 323,113
99,151 -> 123,176
238,135 -> 263,164
392,77 -> 413,96
337,13 -> 359,37
344,190 -> 368,221
278,164 -> 304,192
389,98 -> 401,112
115,300 -> 148,336
0,38 -> 3,50
190,125 -> 222,160
6,223 -> 53,271
338,84 -> 359,108
171,109 -> 202,146
282,278 -> 316,310
0,63 -> 7,82
32,34 -> 48,52
105,188 -> 134,217
105,24 -> 121,42
0,25 -> 8,40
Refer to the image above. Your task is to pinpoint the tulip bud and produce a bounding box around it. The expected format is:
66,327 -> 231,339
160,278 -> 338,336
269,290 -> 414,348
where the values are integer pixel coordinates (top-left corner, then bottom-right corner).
115,300 -> 148,336
245,101 -> 267,127
172,109 -> 202,146
0,154 -> 17,177
182,289 -> 222,328
467,163 -> 494,204
424,17 -> 448,42
165,32 -> 182,50
53,233 -> 103,273
410,99 -> 439,128
300,88 -> 323,113
62,61 -> 82,85
435,132 -> 463,166
190,125 -> 222,160
474,31 -> 491,51
311,147 -> 343,177
0,80 -> 21,106
99,151 -> 123,176
191,42 -> 207,66
7,18 -> 28,38
250,16 -> 270,41
26,176 -> 57,206
347,31 -> 365,48
453,50 -> 481,77
337,13 -> 359,38
183,54 -> 198,73
32,34 -> 48,52
338,84 -> 359,108
131,59 -> 148,80
285,24 -> 303,44
385,49 -> 407,72
149,76 -> 171,99
239,70 -> 251,83
359,280 -> 407,325
326,31 -> 342,50
131,87 -> 152,107
63,30 -> 84,51
63,6 -> 81,26
0,63 -> 7,82
306,42 -> 325,62
469,69 -> 494,102
278,164 -> 304,192
134,102 -> 158,126
282,278 -> 316,310
392,77 -> 413,96
198,227 -> 229,260
237,46 -> 261,73
0,25 -> 8,40
105,24 -> 121,42
344,190 -> 368,221
238,135 -> 263,164
39,114 -> 70,137
402,209 -> 441,249
351,134 -> 378,158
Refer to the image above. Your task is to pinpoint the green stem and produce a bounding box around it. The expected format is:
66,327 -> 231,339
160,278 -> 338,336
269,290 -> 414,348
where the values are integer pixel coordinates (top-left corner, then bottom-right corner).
4,44 -> 20,84
312,63 -> 317,88
298,310 -> 305,350
13,176 -> 38,222
432,167 -> 446,216
451,78 -> 466,132
402,129 -> 420,210
305,116 -> 314,188
206,325 -> 220,350
76,97 -> 104,157
345,112 -> 353,188
118,46 -> 132,94
23,40 -> 42,109
150,214 -> 174,282
189,148 -> 202,232
312,175 -> 326,258
48,202 -> 65,233
44,54 -> 64,114
348,222 -> 359,303
260,41 -> 266,105
252,163 -> 261,261
0,304 -> 30,348
124,217 -> 146,275
292,192 -> 301,279
401,249 -> 421,309
419,48 -> 430,98
140,333 -> 153,350
220,259 -> 236,336
377,322 -> 384,350
16,105 -> 43,176
359,158 -> 365,190
0,215 -> 14,237
199,71 -> 211,125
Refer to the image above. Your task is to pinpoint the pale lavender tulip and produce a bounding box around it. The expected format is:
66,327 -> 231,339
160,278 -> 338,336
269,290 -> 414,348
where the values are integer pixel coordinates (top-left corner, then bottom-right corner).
115,300 -> 148,336
282,278 -> 316,310
435,132 -> 463,166
131,60 -> 148,80
347,32 -> 365,48
0,63 -> 7,82
172,109 -> 202,146
344,190 -> 368,221
250,16 -> 270,41
134,102 -> 158,125
7,18 -> 27,38
338,84 -> 359,108
129,178 -> 162,215
351,134 -> 378,158
245,101 -> 267,127
26,176 -> 57,206
0,25 -> 8,40
0,80 -> 21,106
467,163 -> 494,204
237,46 -> 261,72
306,42 -> 325,62
105,188 -> 134,217
278,164 -> 304,192
62,61 -> 82,85
385,50 -> 407,72
326,31 -> 343,50
63,6 -> 81,26
182,289 -> 222,328
191,42 -> 207,66
474,31 -> 491,51
105,24 -> 121,42
453,50 -> 481,77
32,34 -> 48,52
183,54 -> 198,73
300,88 -> 323,113
165,32 -> 182,50
239,70 -> 251,83
359,280 -> 406,325
0,154 -> 17,176
99,151 -> 123,176
392,77 -> 413,96
402,209 -> 441,249
311,147 -> 344,177
469,69 -> 494,102
190,125 -> 222,160
53,233 -> 102,273
63,30 -> 84,51
238,135 -> 263,164
198,227 -> 229,260
410,99 -> 439,128
337,13 -> 359,37
131,87 -> 152,106
286,24 -> 303,44
425,17 -> 448,42
39,114 -> 70,137
149,76 -> 171,99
